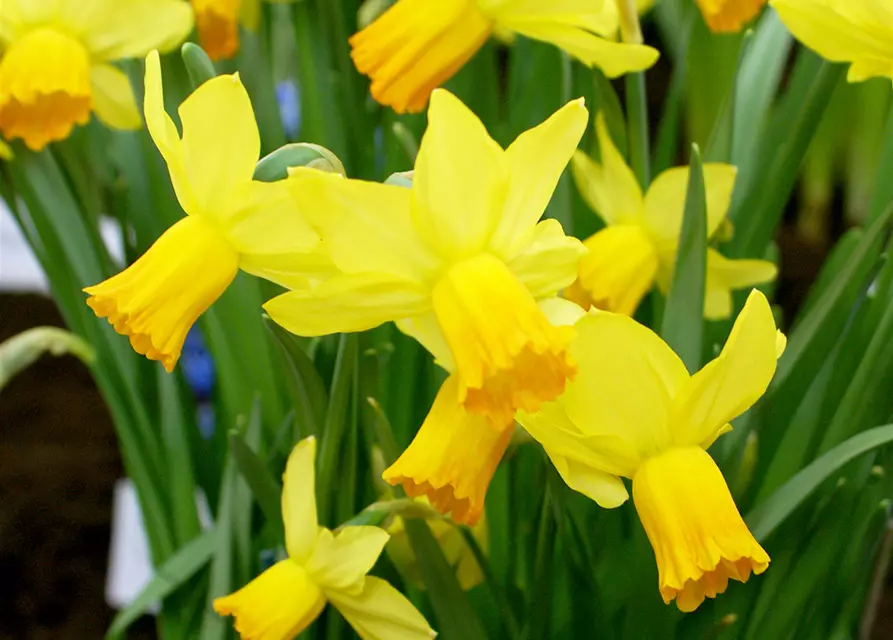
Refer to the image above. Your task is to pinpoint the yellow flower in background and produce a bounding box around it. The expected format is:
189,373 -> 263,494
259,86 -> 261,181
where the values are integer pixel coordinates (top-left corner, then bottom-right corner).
190,0 -> 296,61
519,290 -> 785,611
0,139 -> 12,160
350,0 -> 659,113
215,437 -> 436,640
568,113 -> 776,320
267,89 -> 588,427
385,497 -> 487,590
0,0 -> 192,150
696,0 -> 767,33
771,0 -> 893,84
85,51 -> 319,372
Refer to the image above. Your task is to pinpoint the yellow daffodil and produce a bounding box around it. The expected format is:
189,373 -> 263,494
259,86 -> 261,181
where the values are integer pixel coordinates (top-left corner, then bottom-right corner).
0,0 -> 193,150
518,289 -> 786,611
385,497 -> 486,590
190,0 -> 296,61
215,437 -> 436,640
349,0 -> 659,113
771,0 -> 893,84
84,51 -> 319,371
266,88 -> 588,427
568,113 -> 776,320
695,0 -> 767,33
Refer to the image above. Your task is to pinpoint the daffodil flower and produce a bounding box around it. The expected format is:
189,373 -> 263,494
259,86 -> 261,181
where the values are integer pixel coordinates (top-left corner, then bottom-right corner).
568,113 -> 776,320
84,51 -> 319,371
350,0 -> 659,113
695,0 -> 767,33
215,437 -> 436,640
266,88 -> 588,428
771,0 -> 893,84
0,0 -> 193,150
518,289 -> 786,612
190,0 -> 295,61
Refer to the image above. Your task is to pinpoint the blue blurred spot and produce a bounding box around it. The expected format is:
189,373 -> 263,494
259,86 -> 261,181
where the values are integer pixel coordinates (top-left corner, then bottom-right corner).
181,327 -> 215,400
276,79 -> 301,139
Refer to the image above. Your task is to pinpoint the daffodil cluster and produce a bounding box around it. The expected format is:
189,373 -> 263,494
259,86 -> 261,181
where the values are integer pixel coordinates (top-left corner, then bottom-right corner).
63,0 -> 805,623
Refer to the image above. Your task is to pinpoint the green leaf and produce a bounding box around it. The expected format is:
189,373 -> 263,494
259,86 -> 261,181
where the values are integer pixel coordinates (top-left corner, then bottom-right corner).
0,327 -> 94,391
181,43 -> 216,89
106,528 -> 216,639
661,144 -> 707,372
316,333 -> 358,522
625,71 -> 650,188
868,106 -> 893,224
404,518 -> 489,640
727,55 -> 844,258
746,423 -> 893,541
228,431 -> 285,540
263,315 -> 328,439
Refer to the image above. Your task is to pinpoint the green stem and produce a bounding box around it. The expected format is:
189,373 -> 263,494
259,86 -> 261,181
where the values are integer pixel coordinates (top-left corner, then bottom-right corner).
625,72 -> 651,188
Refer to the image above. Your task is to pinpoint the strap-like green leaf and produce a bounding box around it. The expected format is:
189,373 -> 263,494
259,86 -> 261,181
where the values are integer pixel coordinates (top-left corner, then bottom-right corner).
228,431 -> 285,540
106,528 -> 216,638
661,144 -> 706,373
747,424 -> 893,541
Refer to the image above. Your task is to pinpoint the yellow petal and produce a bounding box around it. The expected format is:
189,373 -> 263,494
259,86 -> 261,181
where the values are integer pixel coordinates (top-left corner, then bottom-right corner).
178,72 -> 260,218
223,180 -> 319,258
396,312 -> 455,371
143,50 -> 196,214
632,446 -> 769,612
642,163 -> 738,253
214,560 -> 327,640
432,253 -> 575,425
327,576 -> 437,640
704,249 -> 778,320
671,289 -> 779,449
383,375 -> 513,525
84,216 -> 238,371
548,451 -> 629,508
264,272 -> 430,337
349,0 -> 492,113
518,397 -> 640,482
282,437 -> 319,563
306,526 -> 390,596
562,311 -> 689,460
0,27 -> 91,150
571,113 -> 643,225
695,0 -> 767,33
505,219 -> 587,299
770,0 -> 893,82
412,88 -> 508,261
144,50 -> 262,221
483,3 -> 659,76
90,63 -> 141,130
79,0 -> 194,62
566,225 -> 658,316
490,98 -> 589,256
289,168 -> 439,282
191,0 -> 241,61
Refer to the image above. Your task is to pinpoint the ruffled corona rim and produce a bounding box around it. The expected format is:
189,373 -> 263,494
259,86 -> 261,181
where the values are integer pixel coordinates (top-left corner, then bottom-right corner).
632,446 -> 770,612
84,216 -> 239,372
349,0 -> 492,113
432,253 -> 576,426
0,27 -> 92,150
383,375 -> 513,525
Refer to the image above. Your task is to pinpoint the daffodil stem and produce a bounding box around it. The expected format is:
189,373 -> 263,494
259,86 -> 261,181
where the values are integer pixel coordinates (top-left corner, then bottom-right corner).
458,526 -> 522,640
625,72 -> 651,189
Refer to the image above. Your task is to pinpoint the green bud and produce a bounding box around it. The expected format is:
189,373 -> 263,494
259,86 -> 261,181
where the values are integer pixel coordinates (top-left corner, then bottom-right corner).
181,43 -> 216,90
254,143 -> 346,182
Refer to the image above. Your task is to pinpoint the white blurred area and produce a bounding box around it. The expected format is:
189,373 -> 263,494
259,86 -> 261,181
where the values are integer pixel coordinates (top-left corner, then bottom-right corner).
0,202 -> 124,293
